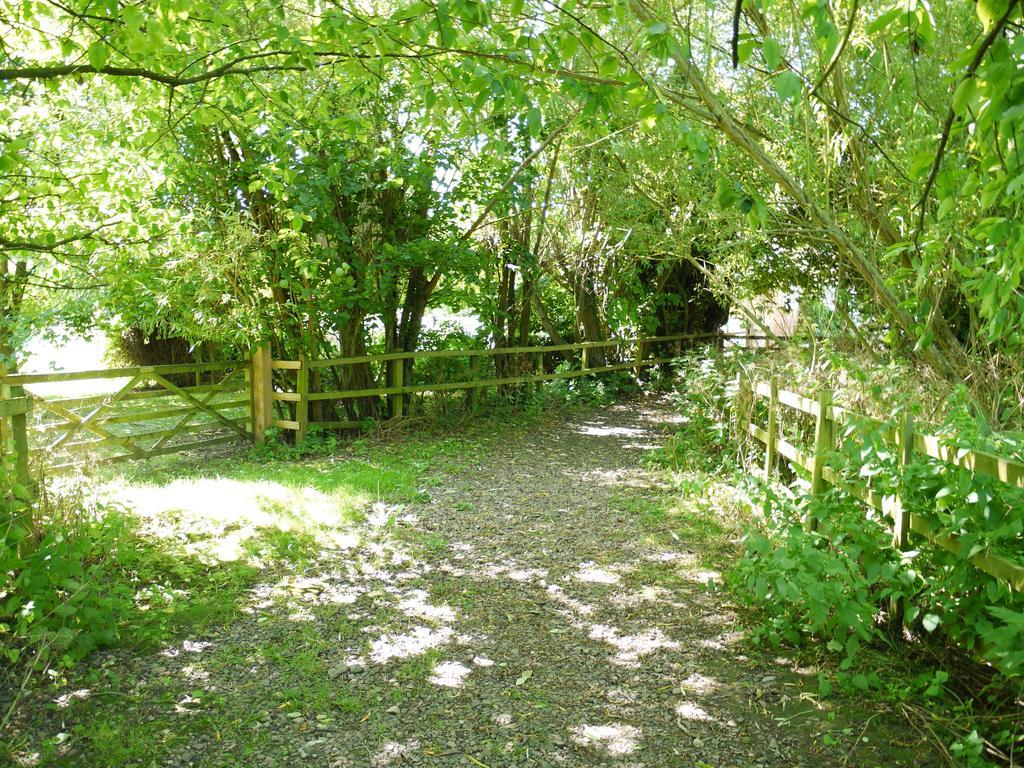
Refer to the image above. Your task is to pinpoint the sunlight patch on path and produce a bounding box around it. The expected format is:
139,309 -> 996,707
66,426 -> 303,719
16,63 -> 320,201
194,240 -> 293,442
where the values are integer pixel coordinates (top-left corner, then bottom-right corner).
398,589 -> 456,622
675,700 -> 715,722
587,624 -> 680,667
371,740 -> 420,767
112,477 -> 362,563
362,625 -> 455,665
429,661 -> 471,688
574,561 -> 622,585
570,723 -> 641,755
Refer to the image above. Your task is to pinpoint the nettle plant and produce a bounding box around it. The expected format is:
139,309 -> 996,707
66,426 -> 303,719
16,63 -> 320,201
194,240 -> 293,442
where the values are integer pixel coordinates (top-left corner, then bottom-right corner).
731,482 -> 916,684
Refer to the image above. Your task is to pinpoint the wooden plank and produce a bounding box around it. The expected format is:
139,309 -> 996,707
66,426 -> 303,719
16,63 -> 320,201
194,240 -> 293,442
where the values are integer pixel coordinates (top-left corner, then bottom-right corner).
40,382 -> 246,411
390,358 -> 404,419
273,419 -> 301,430
307,332 -> 721,368
753,381 -> 817,416
150,373 -> 250,439
807,389 -> 834,531
914,433 -> 1024,490
40,377 -> 147,454
44,434 -> 241,473
271,360 -> 302,370
821,466 -> 886,510
298,356 -> 679,402
0,397 -> 31,418
764,377 -> 778,479
889,412 -> 915,624
153,369 -> 247,451
57,418 -> 247,452
775,437 -> 813,472
2,360 -> 245,385
778,388 -> 819,417
747,422 -> 768,443
49,374 -> 141,449
309,420 -> 366,430
97,398 -> 249,425
8,383 -> 32,493
403,358 -> 678,395
747,421 -> 816,474
827,404 -> 888,431
251,346 -> 273,444
31,404 -> 236,433
891,414 -> 915,550
296,357 -> 310,442
909,515 -> 1024,591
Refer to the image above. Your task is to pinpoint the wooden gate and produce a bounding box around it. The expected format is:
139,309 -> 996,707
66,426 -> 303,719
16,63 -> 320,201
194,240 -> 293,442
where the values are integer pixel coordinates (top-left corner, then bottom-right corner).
0,360 -> 252,478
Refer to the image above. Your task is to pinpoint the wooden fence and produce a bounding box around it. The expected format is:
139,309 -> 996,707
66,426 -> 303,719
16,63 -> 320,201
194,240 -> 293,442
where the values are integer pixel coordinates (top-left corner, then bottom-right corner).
740,377 -> 1024,591
0,332 -> 743,484
256,331 -> 734,443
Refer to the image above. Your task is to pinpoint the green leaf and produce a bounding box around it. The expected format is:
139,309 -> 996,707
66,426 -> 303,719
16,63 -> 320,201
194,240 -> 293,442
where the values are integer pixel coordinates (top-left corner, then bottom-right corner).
515,669 -> 533,685
762,38 -> 781,70
909,151 -> 934,181
87,41 -> 109,71
773,71 -> 802,102
866,7 -> 902,34
559,34 -> 579,59
598,55 -> 619,77
818,673 -> 833,697
526,106 -> 541,137
647,21 -> 668,35
937,196 -> 956,220
921,613 -> 941,632
952,77 -> 978,116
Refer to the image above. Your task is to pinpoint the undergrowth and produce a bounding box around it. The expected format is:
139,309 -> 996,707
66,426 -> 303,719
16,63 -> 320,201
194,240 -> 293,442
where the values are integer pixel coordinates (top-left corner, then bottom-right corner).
657,345 -> 1023,766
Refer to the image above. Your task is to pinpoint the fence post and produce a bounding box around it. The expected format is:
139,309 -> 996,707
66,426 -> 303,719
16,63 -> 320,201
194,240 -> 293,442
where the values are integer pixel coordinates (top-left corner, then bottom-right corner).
466,356 -> 479,412
0,376 -> 33,541
250,345 -> 273,444
296,355 -> 309,444
806,388 -> 834,531
390,357 -> 404,420
2,379 -> 32,496
310,368 -> 323,425
764,376 -> 779,480
889,412 -> 915,624
734,373 -> 751,453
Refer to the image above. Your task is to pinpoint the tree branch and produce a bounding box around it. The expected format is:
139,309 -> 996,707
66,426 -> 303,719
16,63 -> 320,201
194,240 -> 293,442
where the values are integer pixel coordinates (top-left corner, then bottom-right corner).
915,0 -> 1020,239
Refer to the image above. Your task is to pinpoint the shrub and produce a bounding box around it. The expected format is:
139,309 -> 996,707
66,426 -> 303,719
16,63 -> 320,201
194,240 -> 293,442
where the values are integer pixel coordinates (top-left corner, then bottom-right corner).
1,467 -> 131,673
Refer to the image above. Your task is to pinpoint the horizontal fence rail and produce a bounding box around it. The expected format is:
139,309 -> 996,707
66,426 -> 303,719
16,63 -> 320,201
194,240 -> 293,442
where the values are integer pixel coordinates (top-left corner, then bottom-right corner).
740,377 -> 1024,591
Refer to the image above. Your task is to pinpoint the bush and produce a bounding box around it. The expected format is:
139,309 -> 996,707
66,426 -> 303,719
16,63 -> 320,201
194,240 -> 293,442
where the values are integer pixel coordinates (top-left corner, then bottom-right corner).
1,467 -> 131,673
729,483 -> 917,672
654,348 -> 749,471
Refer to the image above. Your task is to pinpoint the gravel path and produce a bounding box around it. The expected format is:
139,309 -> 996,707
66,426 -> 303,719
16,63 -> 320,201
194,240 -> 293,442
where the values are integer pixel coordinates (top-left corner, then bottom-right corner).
12,396 -> 925,767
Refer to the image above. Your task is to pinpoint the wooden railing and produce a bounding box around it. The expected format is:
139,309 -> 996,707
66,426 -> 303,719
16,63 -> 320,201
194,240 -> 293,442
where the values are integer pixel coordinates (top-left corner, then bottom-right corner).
740,377 -> 1024,591
255,332 -> 735,443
